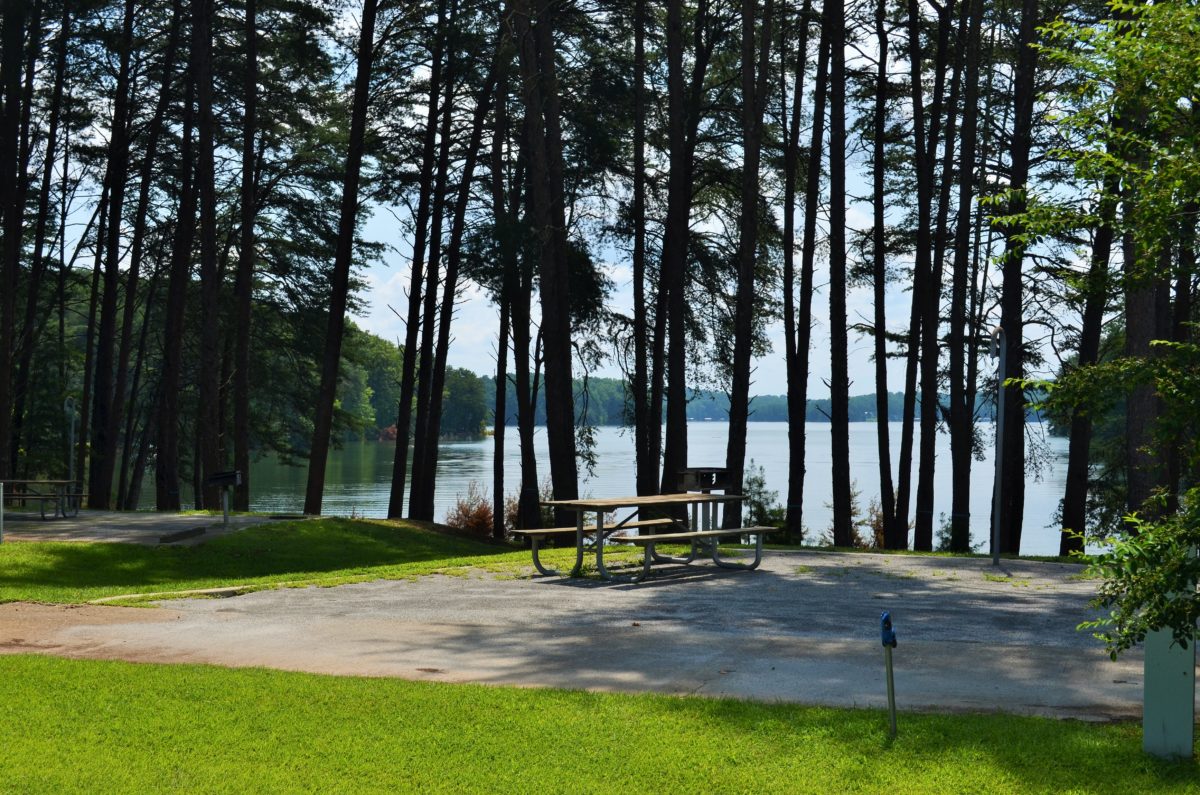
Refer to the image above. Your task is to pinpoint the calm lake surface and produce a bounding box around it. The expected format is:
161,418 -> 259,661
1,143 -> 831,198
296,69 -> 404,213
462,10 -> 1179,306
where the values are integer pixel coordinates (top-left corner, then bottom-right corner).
168,421 -> 1070,556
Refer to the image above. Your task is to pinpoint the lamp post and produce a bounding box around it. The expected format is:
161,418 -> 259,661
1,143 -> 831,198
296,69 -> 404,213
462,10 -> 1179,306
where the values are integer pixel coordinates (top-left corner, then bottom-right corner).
989,326 -> 1005,567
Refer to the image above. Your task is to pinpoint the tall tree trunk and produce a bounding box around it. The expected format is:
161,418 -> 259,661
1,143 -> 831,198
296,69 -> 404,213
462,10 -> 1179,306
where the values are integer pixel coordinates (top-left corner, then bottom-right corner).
914,1 -> 961,552
947,0 -> 983,552
725,0 -> 773,529
659,0 -> 710,496
900,0 -> 935,550
388,0 -> 447,519
105,1 -> 181,509
79,182 -> 111,496
827,0 -> 852,546
512,0 -> 577,522
993,0 -> 1038,554
493,294 -> 510,540
414,44 -> 500,519
0,0 -> 29,479
156,76 -> 195,512
408,42 -> 456,521
794,20 -> 831,544
631,0 -> 653,497
1058,202 -> 1113,553
9,1 -> 69,473
303,0 -> 379,515
117,264 -> 161,509
873,0 -> 901,549
233,0 -> 258,510
195,0 -> 223,510
780,0 -> 812,543
89,0 -> 137,509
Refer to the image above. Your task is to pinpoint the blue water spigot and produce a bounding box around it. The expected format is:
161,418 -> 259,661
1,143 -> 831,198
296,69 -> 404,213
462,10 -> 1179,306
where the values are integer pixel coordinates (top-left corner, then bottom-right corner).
881,612 -> 897,648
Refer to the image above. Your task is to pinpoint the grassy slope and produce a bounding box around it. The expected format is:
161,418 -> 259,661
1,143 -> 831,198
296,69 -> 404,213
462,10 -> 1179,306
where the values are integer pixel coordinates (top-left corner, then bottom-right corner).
0,655 -> 1194,794
0,518 -> 536,603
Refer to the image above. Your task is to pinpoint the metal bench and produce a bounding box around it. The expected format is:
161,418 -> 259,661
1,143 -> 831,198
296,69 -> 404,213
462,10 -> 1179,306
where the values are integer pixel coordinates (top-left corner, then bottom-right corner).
511,518 -> 674,576
608,526 -> 777,582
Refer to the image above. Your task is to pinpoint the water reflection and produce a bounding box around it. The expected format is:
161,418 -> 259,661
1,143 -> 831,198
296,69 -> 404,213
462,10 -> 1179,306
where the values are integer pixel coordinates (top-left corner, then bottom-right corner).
145,422 -> 1071,556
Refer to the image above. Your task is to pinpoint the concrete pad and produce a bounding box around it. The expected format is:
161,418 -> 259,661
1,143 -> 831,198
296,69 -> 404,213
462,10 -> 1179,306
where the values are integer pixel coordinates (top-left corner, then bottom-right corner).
0,549 -> 1175,720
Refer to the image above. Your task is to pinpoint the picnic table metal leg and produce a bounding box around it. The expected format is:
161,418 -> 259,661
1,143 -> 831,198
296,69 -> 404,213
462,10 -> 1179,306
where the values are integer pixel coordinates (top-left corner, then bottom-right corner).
594,512 -> 619,580
529,536 -> 559,577
712,531 -> 764,570
569,512 -> 586,577
631,543 -> 655,583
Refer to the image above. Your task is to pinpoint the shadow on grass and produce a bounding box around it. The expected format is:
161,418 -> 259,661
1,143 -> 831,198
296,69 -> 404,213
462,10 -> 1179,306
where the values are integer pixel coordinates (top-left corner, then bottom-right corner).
0,518 -> 511,600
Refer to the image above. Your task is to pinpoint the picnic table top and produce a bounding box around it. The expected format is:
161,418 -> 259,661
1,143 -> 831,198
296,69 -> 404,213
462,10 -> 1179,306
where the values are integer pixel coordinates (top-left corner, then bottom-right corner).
541,492 -> 744,511
0,479 -> 74,486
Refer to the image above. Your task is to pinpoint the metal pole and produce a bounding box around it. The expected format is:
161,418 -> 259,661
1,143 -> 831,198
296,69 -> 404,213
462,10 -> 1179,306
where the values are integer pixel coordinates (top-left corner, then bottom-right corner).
222,489 -> 230,528
990,327 -> 1006,567
1,482 -> 5,543
884,645 -> 897,738
881,611 -> 898,738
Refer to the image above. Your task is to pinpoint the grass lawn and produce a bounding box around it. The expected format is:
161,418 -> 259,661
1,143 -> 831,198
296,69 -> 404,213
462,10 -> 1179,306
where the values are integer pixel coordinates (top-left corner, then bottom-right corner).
0,655 -> 1194,794
0,518 -> 589,603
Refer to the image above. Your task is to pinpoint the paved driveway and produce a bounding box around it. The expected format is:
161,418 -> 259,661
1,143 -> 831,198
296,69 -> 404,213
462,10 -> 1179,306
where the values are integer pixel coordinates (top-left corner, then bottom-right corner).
1,549 -> 1172,720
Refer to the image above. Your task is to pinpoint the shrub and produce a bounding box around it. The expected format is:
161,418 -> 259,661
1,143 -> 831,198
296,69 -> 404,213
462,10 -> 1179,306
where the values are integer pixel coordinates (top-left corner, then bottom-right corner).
444,482 -> 494,538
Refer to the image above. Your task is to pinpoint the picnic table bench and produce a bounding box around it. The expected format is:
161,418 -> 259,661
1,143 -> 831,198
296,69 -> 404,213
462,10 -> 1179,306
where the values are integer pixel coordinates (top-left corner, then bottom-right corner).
608,526 -> 777,582
511,518 -> 673,576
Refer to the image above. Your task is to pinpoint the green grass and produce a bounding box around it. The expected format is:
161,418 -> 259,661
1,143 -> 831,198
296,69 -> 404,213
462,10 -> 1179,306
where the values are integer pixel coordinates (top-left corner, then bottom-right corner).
0,655 -> 1194,793
0,518 -> 537,603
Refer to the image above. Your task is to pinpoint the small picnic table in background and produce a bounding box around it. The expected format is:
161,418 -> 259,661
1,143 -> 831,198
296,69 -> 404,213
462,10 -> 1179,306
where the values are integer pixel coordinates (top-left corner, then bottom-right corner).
0,479 -> 83,543
515,493 -> 773,582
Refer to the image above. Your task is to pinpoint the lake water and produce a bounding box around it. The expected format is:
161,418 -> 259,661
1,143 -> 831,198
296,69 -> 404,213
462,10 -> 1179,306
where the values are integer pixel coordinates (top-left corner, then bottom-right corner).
168,421 -> 1070,556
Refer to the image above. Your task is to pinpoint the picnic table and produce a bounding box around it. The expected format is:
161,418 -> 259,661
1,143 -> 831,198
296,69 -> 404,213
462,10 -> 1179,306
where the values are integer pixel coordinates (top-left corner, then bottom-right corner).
515,493 -> 774,583
0,479 -> 81,529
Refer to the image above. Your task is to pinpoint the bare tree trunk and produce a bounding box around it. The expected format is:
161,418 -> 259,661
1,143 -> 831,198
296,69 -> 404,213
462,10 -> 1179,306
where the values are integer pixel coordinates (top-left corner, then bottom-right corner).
512,0 -> 577,523
0,0 -> 29,480
79,182 -> 111,499
194,0 -> 223,509
1058,205 -> 1112,553
155,76 -> 196,512
725,0 -> 773,529
409,31 -> 457,520
414,44 -> 500,519
660,0 -> 713,496
106,1 -> 181,509
873,0 -> 901,549
945,0 -> 982,552
233,0 -> 258,511
632,0 -> 653,497
9,1 -> 69,473
993,0 -> 1039,554
303,0 -> 379,515
89,0 -> 137,509
900,0 -> 936,550
780,0 -> 812,543
493,294 -> 510,540
793,21 -> 830,543
118,264 -> 161,509
388,0 -> 447,519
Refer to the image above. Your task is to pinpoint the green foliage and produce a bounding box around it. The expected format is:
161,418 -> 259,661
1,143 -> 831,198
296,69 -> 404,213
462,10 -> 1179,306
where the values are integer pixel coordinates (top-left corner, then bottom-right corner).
1,656 -> 1196,792
1081,487 -> 1200,659
440,368 -> 488,438
742,459 -> 786,529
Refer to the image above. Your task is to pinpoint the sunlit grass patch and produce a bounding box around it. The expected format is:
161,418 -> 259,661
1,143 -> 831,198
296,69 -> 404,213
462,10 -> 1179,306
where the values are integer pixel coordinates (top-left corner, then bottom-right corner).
0,655 -> 1194,794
